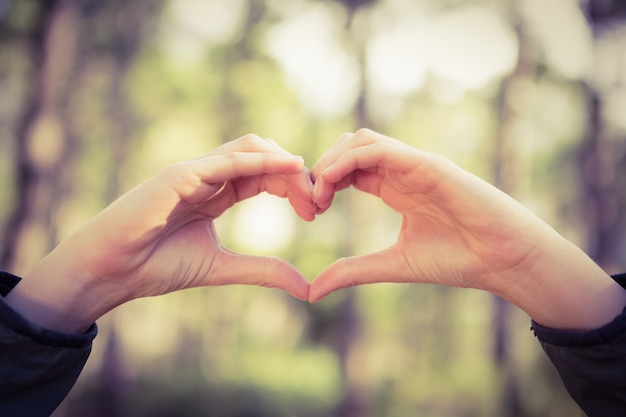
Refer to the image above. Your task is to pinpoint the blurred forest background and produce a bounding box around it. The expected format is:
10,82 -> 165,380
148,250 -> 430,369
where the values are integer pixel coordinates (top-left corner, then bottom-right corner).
1,0 -> 626,416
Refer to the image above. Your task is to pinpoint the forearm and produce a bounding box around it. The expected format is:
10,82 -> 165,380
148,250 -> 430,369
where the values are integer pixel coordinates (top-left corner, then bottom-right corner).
489,230 -> 626,331
4,242 -> 128,334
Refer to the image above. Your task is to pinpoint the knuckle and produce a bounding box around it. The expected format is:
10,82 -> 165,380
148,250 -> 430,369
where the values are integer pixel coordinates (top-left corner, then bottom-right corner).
237,133 -> 263,147
339,132 -> 353,141
258,257 -> 277,289
354,127 -> 374,138
257,281 -> 275,289
352,128 -> 377,147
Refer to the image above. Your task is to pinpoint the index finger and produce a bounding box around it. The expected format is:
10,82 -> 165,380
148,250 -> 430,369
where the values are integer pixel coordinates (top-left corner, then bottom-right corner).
312,130 -> 415,209
170,151 -> 306,204
225,167 -> 317,221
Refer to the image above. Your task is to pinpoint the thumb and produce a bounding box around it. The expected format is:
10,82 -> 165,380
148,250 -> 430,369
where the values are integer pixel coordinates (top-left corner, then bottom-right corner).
308,246 -> 409,303
211,250 -> 310,301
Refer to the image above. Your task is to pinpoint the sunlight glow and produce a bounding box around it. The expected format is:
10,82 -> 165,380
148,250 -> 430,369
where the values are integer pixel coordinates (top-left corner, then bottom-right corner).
161,0 -> 247,63
367,6 -> 518,96
264,2 -> 361,118
367,21 -> 429,95
522,0 -> 593,80
231,193 -> 296,253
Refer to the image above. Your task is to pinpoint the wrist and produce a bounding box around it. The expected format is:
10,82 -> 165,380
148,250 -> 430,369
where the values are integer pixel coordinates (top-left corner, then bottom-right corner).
489,232 -> 626,331
4,248 -> 128,334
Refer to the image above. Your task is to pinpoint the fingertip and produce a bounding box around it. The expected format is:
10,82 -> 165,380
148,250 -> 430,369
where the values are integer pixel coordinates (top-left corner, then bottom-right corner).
287,155 -> 305,170
289,193 -> 317,222
293,276 -> 312,301
314,203 -> 330,215
303,167 -> 314,190
265,274 -> 310,302
298,211 -> 316,222
307,289 -> 327,303
287,286 -> 310,302
307,270 -> 336,303
304,280 -> 311,302
312,194 -> 333,214
319,166 -> 336,182
266,257 -> 310,300
311,180 -> 319,198
312,178 -> 334,212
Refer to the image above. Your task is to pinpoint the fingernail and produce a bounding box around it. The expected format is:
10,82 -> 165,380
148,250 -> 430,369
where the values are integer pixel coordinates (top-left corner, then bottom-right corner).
290,155 -> 304,165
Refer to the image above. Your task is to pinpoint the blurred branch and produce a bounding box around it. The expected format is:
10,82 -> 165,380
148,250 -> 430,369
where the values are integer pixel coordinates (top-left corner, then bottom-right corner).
587,0 -> 626,25
491,2 -> 535,416
0,0 -> 77,271
576,87 -> 626,272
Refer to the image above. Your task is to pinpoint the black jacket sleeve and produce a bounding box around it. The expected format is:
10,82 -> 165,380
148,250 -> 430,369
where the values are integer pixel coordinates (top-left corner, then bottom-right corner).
0,271 -> 97,417
532,273 -> 626,417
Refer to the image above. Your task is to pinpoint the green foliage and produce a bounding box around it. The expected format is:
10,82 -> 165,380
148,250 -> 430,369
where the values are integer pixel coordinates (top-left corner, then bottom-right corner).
1,0 -> 622,416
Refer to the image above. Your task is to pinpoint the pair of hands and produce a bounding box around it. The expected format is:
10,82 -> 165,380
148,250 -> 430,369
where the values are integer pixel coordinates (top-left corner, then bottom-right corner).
65,129 -> 538,301
9,129 -> 626,333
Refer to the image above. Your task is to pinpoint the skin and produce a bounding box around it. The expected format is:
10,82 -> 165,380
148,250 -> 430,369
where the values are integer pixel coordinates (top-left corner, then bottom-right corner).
5,134 -> 316,334
308,129 -> 626,331
5,129 -> 626,334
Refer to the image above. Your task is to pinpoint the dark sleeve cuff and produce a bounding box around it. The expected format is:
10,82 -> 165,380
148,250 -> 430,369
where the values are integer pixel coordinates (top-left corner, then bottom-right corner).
0,271 -> 97,348
0,270 -> 21,296
531,273 -> 626,347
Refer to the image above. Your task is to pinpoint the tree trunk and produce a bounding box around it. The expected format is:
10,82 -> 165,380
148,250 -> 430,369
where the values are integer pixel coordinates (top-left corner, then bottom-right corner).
578,1 -> 626,273
576,87 -> 625,272
1,0 -> 78,273
491,3 -> 533,416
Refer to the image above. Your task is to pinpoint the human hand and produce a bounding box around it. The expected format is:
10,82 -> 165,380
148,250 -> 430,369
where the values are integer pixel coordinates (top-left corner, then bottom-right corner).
308,129 -> 626,330
309,129 -> 543,297
7,135 -> 315,332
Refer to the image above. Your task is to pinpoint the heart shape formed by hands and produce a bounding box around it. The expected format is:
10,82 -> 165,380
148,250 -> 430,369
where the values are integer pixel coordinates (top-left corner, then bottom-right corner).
11,128 -> 561,335
9,128 -> 621,417
213,129 -> 542,308
27,127 -> 543,336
